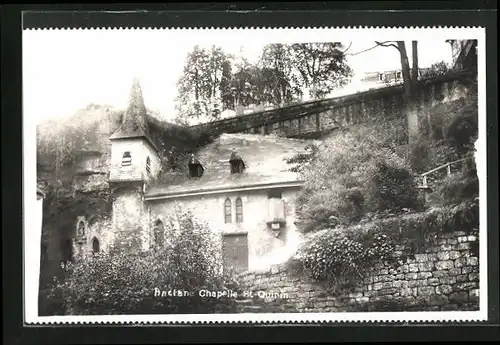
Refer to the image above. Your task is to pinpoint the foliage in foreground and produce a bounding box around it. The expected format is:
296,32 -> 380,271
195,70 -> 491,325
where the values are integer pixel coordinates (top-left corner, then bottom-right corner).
288,199 -> 479,289
41,207 -> 237,315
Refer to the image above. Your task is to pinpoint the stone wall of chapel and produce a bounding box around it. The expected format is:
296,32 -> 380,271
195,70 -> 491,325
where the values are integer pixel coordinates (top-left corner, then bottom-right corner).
148,187 -> 303,271
109,138 -> 161,184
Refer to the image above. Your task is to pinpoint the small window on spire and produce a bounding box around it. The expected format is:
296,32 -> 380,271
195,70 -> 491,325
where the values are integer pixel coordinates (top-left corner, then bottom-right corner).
146,156 -> 151,174
122,151 -> 132,166
188,154 -> 204,178
229,150 -> 245,174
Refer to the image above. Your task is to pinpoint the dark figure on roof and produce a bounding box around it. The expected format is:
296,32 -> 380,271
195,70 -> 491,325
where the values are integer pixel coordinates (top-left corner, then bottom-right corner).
229,149 -> 246,174
188,153 -> 204,178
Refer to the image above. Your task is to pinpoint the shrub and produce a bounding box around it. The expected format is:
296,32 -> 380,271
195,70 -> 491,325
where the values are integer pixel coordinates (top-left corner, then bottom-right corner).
41,206 -> 237,315
421,61 -> 453,79
291,199 -> 479,288
409,140 -> 430,173
426,140 -> 461,169
446,104 -> 478,154
294,120 -> 420,232
370,161 -> 423,212
293,228 -> 396,287
428,168 -> 479,207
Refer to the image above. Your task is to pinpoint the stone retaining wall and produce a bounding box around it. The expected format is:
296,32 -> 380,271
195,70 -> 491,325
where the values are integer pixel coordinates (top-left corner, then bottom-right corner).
191,72 -> 475,139
235,228 -> 479,313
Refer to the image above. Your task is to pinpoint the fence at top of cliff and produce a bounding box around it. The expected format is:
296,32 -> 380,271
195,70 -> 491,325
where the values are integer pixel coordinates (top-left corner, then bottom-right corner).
188,71 -> 476,139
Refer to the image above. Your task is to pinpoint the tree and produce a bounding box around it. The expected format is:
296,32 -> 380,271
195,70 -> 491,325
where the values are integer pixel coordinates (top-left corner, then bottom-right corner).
375,41 -> 421,143
175,46 -> 233,123
288,43 -> 353,99
259,44 -> 302,104
421,61 -> 453,79
175,42 -> 353,124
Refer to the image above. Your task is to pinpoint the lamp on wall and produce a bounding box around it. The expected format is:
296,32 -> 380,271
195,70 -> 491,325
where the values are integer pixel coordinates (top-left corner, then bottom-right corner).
267,196 -> 286,237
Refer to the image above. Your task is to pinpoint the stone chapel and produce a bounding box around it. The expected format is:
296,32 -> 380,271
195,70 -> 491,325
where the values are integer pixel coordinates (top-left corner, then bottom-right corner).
71,79 -> 312,272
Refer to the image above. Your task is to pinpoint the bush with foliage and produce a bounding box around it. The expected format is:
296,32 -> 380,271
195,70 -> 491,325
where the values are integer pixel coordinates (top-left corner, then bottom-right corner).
370,160 -> 422,212
41,206 -> 237,315
420,61 -> 454,79
427,162 -> 479,207
445,103 -> 478,155
295,231 -> 395,285
292,119 -> 421,233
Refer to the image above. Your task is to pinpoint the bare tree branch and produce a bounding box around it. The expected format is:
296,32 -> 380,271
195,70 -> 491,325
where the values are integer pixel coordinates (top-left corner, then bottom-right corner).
341,41 -> 353,54
375,41 -> 401,51
346,44 -> 379,56
346,41 -> 400,56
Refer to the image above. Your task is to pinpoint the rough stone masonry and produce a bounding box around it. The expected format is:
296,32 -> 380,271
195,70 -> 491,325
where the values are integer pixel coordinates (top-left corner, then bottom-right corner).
235,229 -> 479,313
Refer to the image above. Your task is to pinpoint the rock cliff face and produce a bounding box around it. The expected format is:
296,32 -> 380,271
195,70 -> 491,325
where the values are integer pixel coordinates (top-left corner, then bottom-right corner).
36,104 -> 208,289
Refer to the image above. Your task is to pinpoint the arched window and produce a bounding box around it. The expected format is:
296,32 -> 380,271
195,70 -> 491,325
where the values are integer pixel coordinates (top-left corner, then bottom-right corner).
224,198 -> 232,224
235,197 -> 243,223
153,220 -> 164,248
146,156 -> 151,174
92,237 -> 100,253
76,219 -> 86,237
121,151 -> 132,166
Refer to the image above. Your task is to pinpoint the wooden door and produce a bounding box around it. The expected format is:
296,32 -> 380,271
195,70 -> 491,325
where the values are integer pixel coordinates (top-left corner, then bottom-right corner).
222,233 -> 248,273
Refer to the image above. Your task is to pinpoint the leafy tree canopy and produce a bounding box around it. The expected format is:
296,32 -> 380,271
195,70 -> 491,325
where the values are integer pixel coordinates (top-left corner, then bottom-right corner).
175,42 -> 353,124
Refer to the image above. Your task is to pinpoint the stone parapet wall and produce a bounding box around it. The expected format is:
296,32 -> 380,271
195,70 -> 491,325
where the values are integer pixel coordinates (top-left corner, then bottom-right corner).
235,228 -> 479,313
191,72 -> 475,139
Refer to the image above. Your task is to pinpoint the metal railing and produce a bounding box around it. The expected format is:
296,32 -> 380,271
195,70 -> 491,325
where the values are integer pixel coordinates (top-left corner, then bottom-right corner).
420,155 -> 474,188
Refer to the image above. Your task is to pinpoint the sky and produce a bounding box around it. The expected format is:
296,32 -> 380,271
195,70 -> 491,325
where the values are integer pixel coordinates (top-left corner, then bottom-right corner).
23,28 -> 461,125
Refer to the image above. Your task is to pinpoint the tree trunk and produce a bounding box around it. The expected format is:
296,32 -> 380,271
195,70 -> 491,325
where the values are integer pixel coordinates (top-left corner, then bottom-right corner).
396,41 -> 412,98
411,41 -> 419,89
396,41 -> 420,144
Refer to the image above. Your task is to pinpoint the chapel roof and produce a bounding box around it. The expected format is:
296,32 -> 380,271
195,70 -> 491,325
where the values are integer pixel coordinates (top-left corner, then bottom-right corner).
146,133 -> 316,198
109,78 -> 159,152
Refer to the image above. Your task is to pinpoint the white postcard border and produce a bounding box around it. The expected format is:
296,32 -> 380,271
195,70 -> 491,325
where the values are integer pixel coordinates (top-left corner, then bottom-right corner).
23,26 -> 488,324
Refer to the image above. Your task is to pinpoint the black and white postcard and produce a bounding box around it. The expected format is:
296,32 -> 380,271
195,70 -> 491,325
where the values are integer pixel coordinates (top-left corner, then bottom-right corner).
23,26 -> 487,324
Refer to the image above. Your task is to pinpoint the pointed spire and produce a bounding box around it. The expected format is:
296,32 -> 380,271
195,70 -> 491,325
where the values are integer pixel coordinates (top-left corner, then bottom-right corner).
120,77 -> 149,137
110,77 -> 158,151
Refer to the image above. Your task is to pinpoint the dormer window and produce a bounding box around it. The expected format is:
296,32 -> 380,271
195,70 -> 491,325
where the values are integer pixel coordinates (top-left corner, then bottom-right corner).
188,154 -> 204,178
122,151 -> 132,166
229,150 -> 246,174
146,156 -> 151,174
